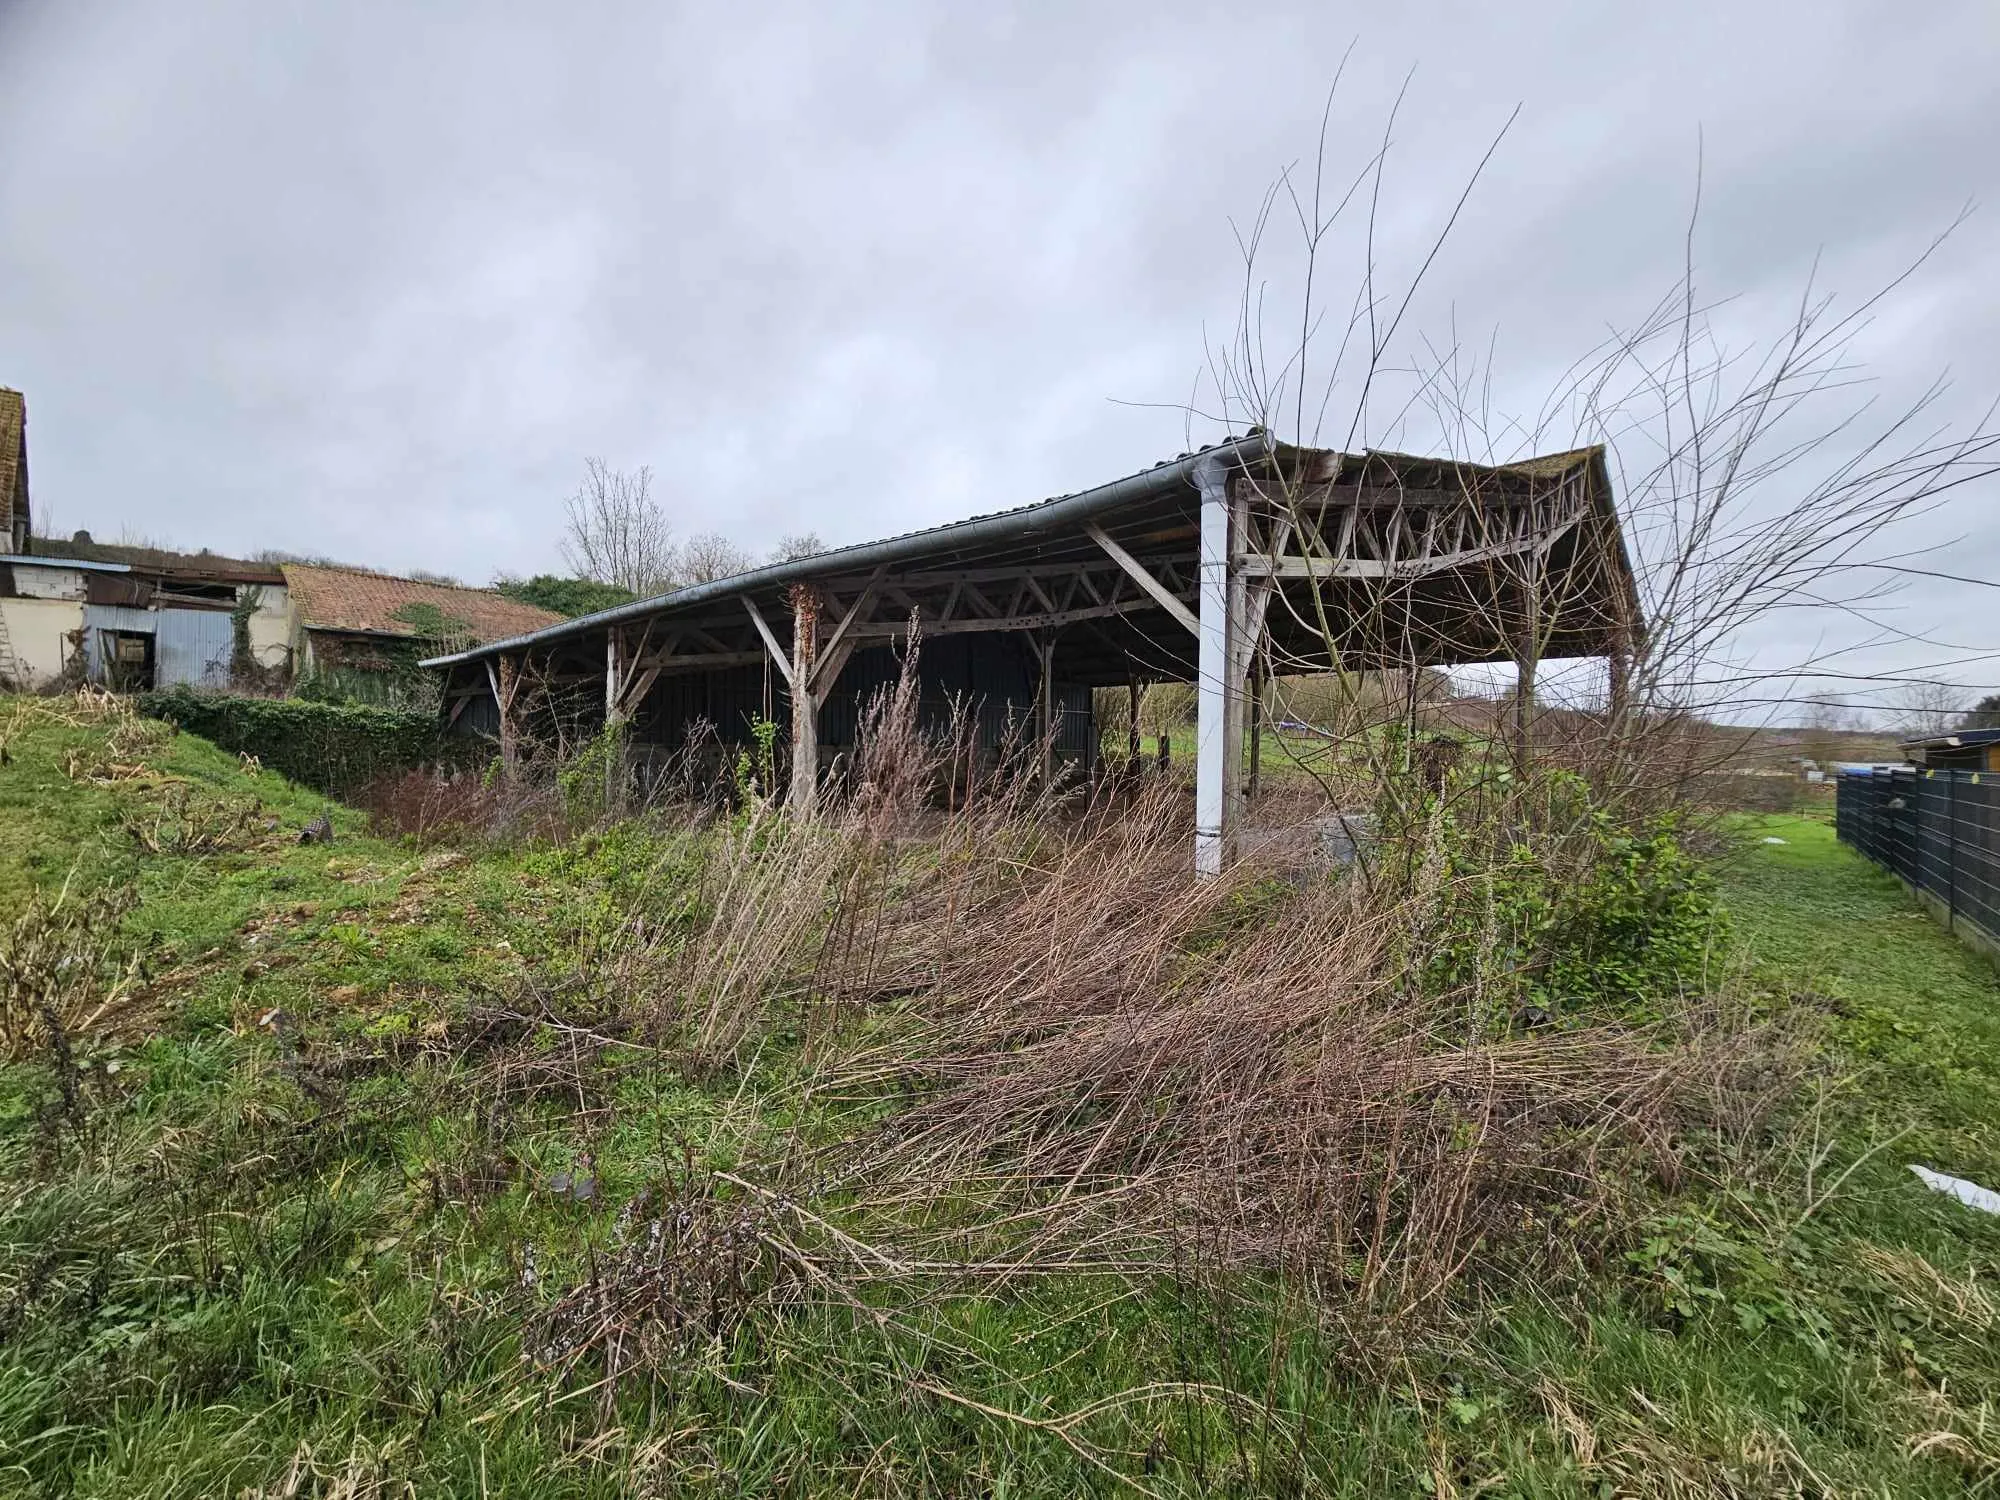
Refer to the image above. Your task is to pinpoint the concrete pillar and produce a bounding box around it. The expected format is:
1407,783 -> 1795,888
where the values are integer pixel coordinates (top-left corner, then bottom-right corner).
1224,500 -> 1253,830
1194,455 -> 1245,877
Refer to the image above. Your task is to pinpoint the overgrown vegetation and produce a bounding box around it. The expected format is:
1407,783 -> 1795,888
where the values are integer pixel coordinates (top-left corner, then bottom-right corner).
495,572 -> 641,619
136,686 -> 472,796
1,684 -> 1996,1496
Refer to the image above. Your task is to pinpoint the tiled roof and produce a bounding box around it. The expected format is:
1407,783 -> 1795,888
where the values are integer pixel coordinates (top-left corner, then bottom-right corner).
0,388 -> 25,532
280,564 -> 564,643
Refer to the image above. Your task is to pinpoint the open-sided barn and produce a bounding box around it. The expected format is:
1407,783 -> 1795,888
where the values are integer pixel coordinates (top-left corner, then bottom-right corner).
424,434 -> 1640,872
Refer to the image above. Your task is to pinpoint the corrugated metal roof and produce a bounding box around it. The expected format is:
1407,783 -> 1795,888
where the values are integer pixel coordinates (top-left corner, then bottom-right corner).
1901,727 -> 2000,752
423,432 -> 1275,668
0,553 -> 133,574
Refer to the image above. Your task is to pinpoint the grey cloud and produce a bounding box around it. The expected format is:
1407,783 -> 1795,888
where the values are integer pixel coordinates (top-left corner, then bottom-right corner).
2,0 -> 1996,709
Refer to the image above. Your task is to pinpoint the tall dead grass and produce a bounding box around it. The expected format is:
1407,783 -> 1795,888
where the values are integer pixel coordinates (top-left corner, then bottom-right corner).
802,798 -> 1778,1342
432,642 -> 1795,1355
543,654 -> 1795,1349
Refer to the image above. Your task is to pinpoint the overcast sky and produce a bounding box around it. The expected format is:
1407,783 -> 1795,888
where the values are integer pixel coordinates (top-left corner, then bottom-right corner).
2,1 -> 1996,714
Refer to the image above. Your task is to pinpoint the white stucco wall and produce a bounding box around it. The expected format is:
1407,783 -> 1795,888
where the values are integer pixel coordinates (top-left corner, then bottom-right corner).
0,596 -> 85,687
247,583 -> 293,670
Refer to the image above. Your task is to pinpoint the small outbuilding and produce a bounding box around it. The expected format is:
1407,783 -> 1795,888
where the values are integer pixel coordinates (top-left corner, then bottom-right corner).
1899,727 -> 2000,773
279,564 -> 562,704
0,537 -> 291,692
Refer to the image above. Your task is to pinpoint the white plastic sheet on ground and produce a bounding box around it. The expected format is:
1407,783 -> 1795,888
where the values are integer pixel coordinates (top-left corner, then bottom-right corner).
1910,1164 -> 2000,1215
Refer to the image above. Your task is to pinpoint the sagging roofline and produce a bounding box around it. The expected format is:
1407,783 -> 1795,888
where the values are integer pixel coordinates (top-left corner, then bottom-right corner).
419,431 -> 1278,670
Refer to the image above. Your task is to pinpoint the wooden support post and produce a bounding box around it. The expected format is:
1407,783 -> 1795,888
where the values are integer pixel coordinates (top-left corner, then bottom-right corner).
1241,516 -> 1287,814
1247,658 -> 1263,802
604,629 -> 622,728
1606,643 -> 1632,728
1126,675 -> 1142,773
1513,650 -> 1537,760
604,629 -> 626,812
1514,548 -> 1545,765
788,585 -> 822,814
494,653 -> 519,774
1034,631 -> 1057,785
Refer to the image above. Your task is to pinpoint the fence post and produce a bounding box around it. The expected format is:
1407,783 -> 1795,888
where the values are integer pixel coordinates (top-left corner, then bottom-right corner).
1948,770 -> 1958,933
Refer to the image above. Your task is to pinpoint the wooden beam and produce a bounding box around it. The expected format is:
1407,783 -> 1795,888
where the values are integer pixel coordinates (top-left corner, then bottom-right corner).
811,565 -> 884,695
848,597 -> 1164,639
886,560 -> 1140,588
1085,524 -> 1200,637
742,597 -> 797,692
637,648 -> 769,674
1236,518 -> 1579,581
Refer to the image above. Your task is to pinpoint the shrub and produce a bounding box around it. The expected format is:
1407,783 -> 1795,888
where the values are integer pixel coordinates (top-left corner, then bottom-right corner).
494,574 -> 638,618
138,688 -> 474,797
1421,793 -> 1722,1023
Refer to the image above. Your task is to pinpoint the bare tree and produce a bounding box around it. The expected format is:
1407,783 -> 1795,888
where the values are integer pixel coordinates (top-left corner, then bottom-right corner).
1192,86 -> 1992,812
1802,694 -> 1865,734
561,458 -> 674,596
1889,679 -> 1968,736
1799,694 -> 1866,770
1186,84 -> 1999,829
673,532 -> 758,587
770,531 -> 828,564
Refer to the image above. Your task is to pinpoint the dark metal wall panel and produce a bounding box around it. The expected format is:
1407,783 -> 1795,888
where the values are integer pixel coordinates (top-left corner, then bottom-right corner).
628,638 -> 1097,758
636,663 -> 779,749
452,692 -> 501,740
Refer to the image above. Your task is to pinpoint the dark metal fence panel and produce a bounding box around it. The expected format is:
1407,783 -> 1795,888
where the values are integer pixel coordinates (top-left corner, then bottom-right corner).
1837,765 -> 2000,946
1953,772 -> 2000,940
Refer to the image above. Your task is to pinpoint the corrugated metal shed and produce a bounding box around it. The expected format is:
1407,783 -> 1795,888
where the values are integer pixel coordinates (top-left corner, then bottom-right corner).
82,604 -> 233,687
82,604 -> 155,683
155,608 -> 234,688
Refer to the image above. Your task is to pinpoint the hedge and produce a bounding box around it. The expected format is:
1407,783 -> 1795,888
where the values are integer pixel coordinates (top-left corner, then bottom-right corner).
139,688 -> 479,797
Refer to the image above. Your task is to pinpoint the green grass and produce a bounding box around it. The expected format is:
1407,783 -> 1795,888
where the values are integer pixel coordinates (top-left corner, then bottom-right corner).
1721,811 -> 2000,1183
4,701 -> 2000,1495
